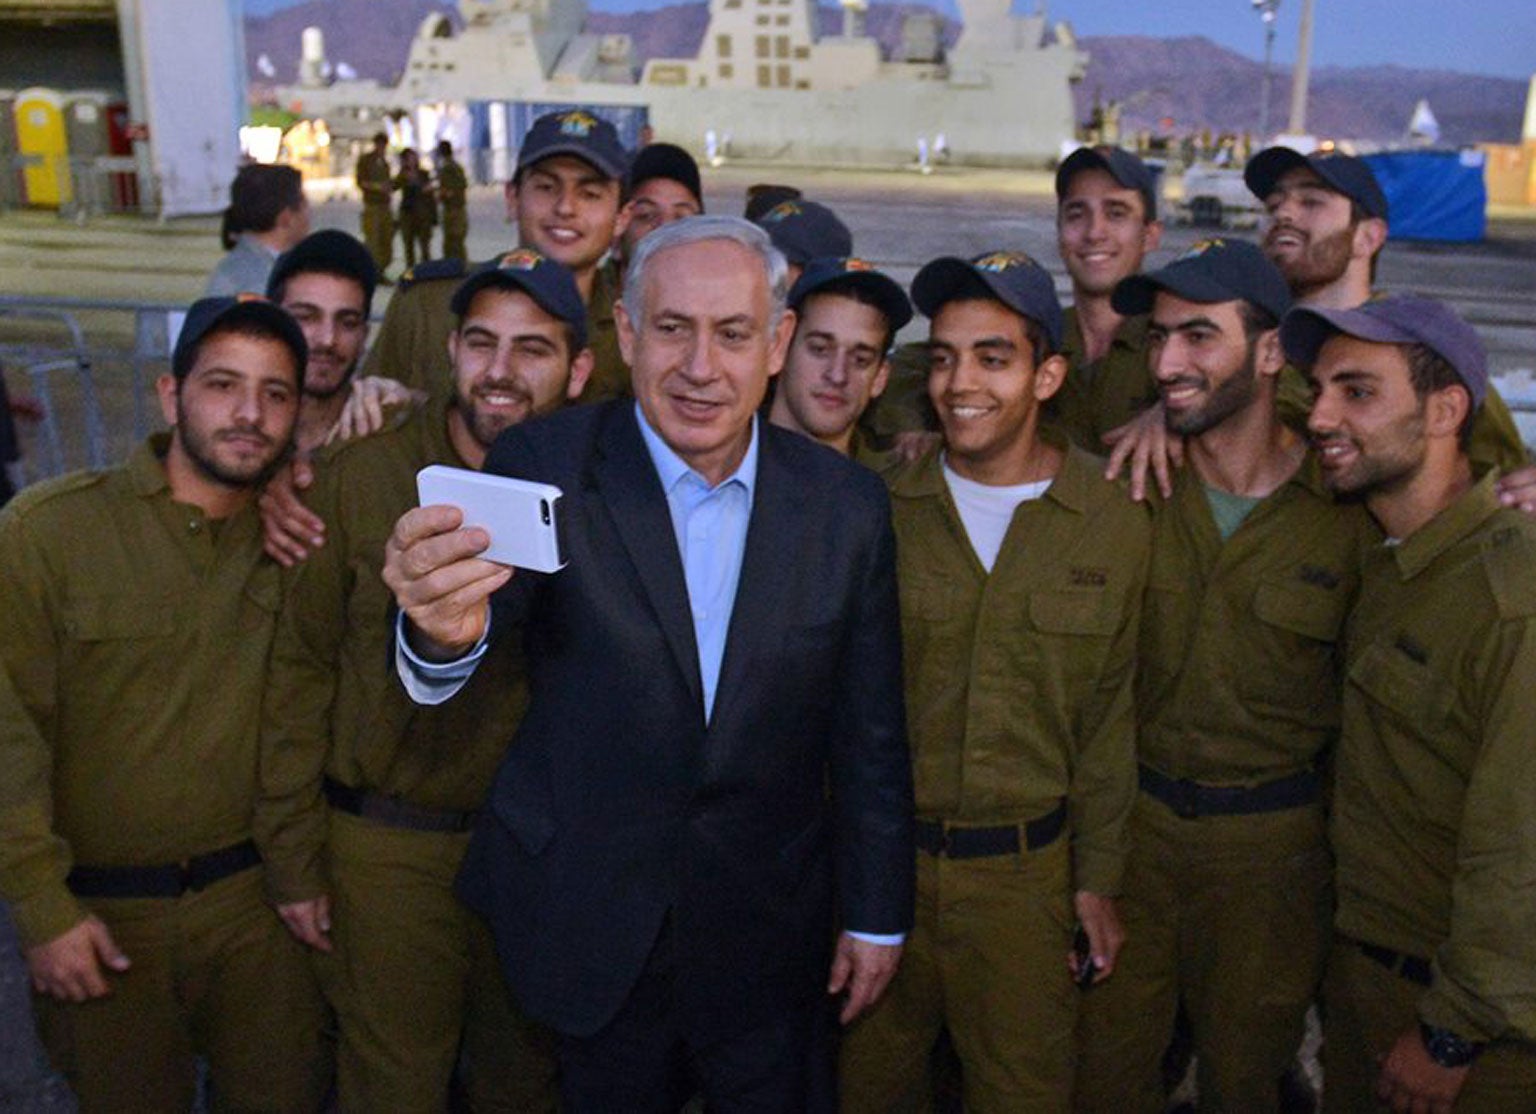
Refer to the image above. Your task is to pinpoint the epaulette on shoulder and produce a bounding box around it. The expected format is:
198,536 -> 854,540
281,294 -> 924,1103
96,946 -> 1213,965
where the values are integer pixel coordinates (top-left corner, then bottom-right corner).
398,257 -> 469,290
1481,517 -> 1536,619
2,468 -> 111,521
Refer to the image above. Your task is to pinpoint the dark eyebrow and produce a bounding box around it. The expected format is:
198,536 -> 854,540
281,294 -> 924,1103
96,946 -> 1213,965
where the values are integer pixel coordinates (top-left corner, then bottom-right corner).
1148,315 -> 1223,335
972,337 -> 1018,355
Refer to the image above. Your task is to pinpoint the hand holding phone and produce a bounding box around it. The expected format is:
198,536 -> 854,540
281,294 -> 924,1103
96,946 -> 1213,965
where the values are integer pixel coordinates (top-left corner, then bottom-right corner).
415,465 -> 566,573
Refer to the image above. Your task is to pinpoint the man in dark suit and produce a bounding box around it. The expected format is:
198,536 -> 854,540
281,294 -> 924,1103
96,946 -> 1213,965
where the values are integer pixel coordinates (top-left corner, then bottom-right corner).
384,215 -> 914,1111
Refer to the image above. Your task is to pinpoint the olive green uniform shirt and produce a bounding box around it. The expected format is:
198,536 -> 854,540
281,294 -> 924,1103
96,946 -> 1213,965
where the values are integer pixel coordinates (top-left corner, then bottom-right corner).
0,437 -> 280,947
355,150 -> 392,208
361,257 -> 626,406
1139,454 -> 1375,784
887,442 -> 1149,894
435,159 -> 467,212
256,401 -> 529,905
1049,308 -> 1156,453
1333,470 -> 1536,1044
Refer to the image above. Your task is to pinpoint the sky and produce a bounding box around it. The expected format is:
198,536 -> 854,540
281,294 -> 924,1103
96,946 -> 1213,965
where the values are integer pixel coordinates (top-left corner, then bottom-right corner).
242,0 -> 1536,81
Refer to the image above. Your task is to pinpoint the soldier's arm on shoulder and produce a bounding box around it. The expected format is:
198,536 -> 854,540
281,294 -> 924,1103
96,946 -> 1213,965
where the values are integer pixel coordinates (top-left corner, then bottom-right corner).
0,501 -> 88,947
1421,534 -> 1536,1043
255,458 -> 358,905
1472,384 -> 1531,475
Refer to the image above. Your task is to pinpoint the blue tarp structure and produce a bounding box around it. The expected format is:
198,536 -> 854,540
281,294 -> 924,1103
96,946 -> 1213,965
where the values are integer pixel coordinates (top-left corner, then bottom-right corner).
1363,150 -> 1487,243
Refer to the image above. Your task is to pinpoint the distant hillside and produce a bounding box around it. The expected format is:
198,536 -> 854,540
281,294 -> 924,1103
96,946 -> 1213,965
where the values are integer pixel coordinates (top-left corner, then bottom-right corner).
1075,36 -> 1526,146
245,3 -> 1526,144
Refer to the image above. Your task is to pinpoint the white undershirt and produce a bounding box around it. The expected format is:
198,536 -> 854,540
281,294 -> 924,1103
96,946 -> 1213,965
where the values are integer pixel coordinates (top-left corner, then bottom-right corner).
941,455 -> 1053,572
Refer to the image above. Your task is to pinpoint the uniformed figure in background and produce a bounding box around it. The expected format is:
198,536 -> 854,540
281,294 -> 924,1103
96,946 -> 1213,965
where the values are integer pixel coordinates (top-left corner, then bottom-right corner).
1287,296 -> 1536,1114
435,139 -> 470,263
1050,146 -> 1164,450
0,297 -> 329,1112
395,148 -> 438,270
257,251 -> 590,1112
356,131 -> 395,280
1074,240 -> 1369,1113
766,256 -> 910,468
361,109 -> 630,405
839,252 -> 1148,1112
750,198 -> 853,286
615,141 -> 703,272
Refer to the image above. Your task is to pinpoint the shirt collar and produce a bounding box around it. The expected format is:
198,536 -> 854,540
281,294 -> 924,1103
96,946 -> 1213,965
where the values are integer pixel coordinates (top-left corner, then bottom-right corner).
633,402 -> 759,497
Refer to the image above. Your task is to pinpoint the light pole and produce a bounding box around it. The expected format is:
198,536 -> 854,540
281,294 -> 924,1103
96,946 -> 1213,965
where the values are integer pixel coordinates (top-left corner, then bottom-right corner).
1252,0 -> 1282,140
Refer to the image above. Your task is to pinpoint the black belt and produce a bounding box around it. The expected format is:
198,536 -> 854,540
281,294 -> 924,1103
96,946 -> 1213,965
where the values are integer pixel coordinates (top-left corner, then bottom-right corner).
1138,764 -> 1319,819
324,777 -> 478,834
915,798 -> 1067,859
1355,938 -> 1433,987
67,839 -> 261,899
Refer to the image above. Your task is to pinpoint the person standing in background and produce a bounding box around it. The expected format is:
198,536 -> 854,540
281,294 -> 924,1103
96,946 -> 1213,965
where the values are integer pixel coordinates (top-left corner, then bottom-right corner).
356,132 -> 395,282
205,163 -> 310,297
435,139 -> 469,263
395,148 -> 437,271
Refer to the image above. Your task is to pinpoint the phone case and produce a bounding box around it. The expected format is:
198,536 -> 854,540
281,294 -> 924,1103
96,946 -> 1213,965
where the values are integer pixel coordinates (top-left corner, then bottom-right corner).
416,464 -> 566,573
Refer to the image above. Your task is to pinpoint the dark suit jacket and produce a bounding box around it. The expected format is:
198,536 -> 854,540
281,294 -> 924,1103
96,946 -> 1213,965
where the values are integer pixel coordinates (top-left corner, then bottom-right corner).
455,400 -> 913,1041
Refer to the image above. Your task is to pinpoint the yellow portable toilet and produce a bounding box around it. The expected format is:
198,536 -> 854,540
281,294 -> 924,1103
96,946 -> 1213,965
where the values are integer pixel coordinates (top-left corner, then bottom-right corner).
15,87 -> 69,208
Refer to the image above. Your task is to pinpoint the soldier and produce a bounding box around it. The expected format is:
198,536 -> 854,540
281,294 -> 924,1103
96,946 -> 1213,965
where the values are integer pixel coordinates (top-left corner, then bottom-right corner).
1285,295 -> 1536,1113
616,141 -> 703,270
751,198 -> 853,285
361,109 -> 630,404
1050,145 -> 1164,449
356,131 -> 395,280
435,138 -> 470,263
257,250 -> 588,1112
839,251 -> 1149,1112
766,256 -> 910,466
1073,240 -> 1369,1113
0,297 -> 328,1111
395,148 -> 438,270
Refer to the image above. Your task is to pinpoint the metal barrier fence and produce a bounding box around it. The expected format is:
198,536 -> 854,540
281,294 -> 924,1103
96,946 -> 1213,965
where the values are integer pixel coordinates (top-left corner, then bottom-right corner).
1,296 -> 179,489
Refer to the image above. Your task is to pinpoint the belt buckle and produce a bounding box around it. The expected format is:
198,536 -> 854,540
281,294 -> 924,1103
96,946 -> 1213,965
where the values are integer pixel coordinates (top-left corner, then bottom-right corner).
939,825 -> 954,857
176,857 -> 197,894
1171,779 -> 1201,820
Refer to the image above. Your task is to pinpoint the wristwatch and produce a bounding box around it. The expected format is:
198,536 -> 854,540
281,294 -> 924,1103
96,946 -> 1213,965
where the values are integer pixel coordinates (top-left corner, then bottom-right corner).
1419,1022 -> 1485,1068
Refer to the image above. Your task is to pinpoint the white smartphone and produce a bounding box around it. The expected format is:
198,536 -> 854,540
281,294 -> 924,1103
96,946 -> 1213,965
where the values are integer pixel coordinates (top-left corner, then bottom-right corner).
416,464 -> 566,573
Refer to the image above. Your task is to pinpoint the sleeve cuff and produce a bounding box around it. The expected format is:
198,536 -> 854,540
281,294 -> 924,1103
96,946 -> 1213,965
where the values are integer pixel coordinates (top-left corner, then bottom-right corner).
395,611 -> 489,705
846,930 -> 907,946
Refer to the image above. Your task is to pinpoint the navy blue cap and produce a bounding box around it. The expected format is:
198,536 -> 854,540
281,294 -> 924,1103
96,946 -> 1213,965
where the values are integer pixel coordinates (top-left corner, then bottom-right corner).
743,183 -> 802,222
450,248 -> 589,350
1112,238 -> 1291,321
627,142 -> 703,209
517,109 -> 628,181
911,251 -> 1064,352
267,229 -> 378,314
752,199 -> 853,265
173,295 -> 308,385
1281,294 -> 1488,409
788,257 -> 913,334
1056,145 -> 1159,221
1244,147 -> 1390,221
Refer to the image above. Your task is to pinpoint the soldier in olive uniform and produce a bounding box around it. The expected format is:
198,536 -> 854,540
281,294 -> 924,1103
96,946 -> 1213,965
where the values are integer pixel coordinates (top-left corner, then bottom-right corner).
0,297 -> 329,1112
1073,241 -> 1372,1113
839,252 -> 1149,1112
394,147 -> 438,270
1050,146 -> 1164,450
435,139 -> 469,262
257,252 -> 589,1111
766,257 -> 911,468
360,109 -> 629,406
356,132 -> 395,280
1286,296 -> 1536,1114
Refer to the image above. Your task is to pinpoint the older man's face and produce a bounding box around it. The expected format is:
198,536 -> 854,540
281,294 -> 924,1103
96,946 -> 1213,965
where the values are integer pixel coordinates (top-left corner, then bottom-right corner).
617,237 -> 794,485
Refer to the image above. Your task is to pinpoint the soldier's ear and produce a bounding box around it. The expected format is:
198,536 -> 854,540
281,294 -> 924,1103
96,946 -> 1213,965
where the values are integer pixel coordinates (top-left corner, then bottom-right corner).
156,373 -> 180,427
1254,327 -> 1284,379
1032,353 -> 1068,402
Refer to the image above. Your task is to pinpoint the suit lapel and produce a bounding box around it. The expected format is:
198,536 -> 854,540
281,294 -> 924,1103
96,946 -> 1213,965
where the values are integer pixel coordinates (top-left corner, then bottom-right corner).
710,428 -> 807,734
589,405 -> 705,717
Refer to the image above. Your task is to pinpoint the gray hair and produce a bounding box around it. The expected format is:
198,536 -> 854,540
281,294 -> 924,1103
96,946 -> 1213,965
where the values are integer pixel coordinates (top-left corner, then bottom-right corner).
620,214 -> 789,327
